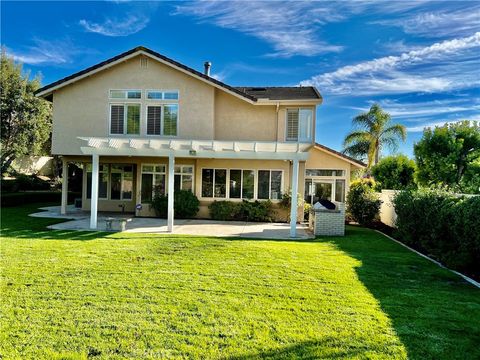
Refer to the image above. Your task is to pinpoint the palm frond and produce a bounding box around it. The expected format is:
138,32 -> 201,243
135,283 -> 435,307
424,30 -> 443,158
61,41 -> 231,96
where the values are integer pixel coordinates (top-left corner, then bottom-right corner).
382,123 -> 407,141
343,130 -> 371,147
342,141 -> 370,161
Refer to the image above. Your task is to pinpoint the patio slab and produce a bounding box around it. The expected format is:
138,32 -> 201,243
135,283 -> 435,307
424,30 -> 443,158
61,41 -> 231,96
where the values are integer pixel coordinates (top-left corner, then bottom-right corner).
30,206 -> 313,240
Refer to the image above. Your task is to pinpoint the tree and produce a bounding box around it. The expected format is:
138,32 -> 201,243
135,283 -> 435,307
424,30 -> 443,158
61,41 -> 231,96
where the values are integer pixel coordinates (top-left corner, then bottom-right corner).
371,155 -> 416,190
1,49 -> 51,175
414,121 -> 480,193
343,104 -> 406,169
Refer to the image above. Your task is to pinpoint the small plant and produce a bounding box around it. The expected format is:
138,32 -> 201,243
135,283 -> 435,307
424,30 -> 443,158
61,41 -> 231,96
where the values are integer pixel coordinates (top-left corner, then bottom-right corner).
346,178 -> 382,226
151,190 -> 199,219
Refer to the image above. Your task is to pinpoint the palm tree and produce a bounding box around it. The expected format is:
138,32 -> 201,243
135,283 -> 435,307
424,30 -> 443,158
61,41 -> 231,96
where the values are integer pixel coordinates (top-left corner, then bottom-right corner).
343,104 -> 406,169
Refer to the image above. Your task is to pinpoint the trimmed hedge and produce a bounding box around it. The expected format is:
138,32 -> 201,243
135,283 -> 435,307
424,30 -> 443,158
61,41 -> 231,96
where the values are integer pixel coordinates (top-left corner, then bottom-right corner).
209,200 -> 274,222
393,189 -> 480,277
1,191 -> 81,207
151,190 -> 200,219
1,174 -> 51,192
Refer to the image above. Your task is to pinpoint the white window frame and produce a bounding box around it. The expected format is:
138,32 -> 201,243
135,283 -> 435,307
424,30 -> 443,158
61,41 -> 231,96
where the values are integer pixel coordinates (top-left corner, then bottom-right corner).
285,107 -> 314,142
257,169 -> 284,201
174,165 -> 194,192
228,169 -> 255,200
110,164 -> 134,201
109,103 -> 142,136
140,164 -> 167,203
145,89 -> 179,101
201,168 -> 227,199
109,89 -> 142,100
86,163 -> 109,200
145,103 -> 179,137
304,167 -> 348,203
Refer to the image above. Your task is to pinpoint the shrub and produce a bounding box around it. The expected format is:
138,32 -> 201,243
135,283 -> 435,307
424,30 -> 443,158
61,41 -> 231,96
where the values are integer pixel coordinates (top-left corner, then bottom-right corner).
371,155 -> 416,190
346,178 -> 382,226
393,189 -> 480,277
151,190 -> 199,219
1,174 -> 51,192
208,201 -> 239,220
209,200 -> 274,222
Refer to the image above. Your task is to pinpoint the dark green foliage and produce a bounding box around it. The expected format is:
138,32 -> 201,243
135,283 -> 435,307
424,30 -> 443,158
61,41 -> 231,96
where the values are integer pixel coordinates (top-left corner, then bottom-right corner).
371,155 -> 416,190
1,191 -> 80,207
1,174 -> 51,192
209,200 -> 274,222
414,121 -> 480,194
346,178 -> 382,225
394,189 -> 480,277
1,50 -> 52,174
151,190 -> 199,219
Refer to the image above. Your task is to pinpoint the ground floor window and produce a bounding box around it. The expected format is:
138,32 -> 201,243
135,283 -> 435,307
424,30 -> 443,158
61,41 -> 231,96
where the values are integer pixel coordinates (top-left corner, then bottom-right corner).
111,165 -> 134,200
257,170 -> 282,200
141,164 -> 166,203
305,178 -> 346,204
229,169 -> 254,199
202,168 -> 227,198
174,165 -> 194,192
86,164 -> 109,199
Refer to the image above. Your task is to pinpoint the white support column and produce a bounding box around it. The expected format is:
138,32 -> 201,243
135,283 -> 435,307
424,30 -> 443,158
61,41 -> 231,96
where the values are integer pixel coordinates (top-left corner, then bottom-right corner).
90,154 -> 99,229
167,154 -> 175,232
290,159 -> 299,238
61,159 -> 68,215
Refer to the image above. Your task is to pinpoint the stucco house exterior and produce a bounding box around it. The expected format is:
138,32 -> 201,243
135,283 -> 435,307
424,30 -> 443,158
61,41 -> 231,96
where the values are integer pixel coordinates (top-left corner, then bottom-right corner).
35,46 -> 365,237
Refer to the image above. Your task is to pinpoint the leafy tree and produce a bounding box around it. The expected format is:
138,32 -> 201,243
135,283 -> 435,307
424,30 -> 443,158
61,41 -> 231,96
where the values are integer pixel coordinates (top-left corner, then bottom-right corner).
1,49 -> 51,175
343,104 -> 406,169
346,178 -> 382,226
371,155 -> 416,190
414,121 -> 480,193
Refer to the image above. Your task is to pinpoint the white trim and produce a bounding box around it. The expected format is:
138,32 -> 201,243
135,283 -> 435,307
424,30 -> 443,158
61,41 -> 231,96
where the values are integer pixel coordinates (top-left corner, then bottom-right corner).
290,159 -> 299,237
145,89 -> 179,101
174,164 -> 194,192
109,89 -> 142,100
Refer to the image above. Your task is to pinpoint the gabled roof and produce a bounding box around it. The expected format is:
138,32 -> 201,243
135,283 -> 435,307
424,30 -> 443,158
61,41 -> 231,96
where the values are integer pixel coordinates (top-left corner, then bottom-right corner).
314,143 -> 366,168
35,46 -> 322,104
235,86 -> 321,101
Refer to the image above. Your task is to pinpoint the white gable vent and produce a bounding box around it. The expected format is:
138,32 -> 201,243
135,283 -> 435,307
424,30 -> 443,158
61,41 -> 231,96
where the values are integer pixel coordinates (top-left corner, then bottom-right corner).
140,57 -> 148,68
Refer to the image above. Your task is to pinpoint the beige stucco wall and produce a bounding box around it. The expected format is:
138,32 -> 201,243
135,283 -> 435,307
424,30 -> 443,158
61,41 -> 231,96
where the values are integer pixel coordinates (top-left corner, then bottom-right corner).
52,55 -> 215,155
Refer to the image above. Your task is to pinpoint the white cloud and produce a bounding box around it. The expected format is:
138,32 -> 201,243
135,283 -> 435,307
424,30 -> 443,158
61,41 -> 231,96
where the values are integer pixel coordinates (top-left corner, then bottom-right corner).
374,5 -> 480,38
7,38 -> 87,65
174,1 -> 344,57
300,32 -> 480,95
79,13 -> 149,37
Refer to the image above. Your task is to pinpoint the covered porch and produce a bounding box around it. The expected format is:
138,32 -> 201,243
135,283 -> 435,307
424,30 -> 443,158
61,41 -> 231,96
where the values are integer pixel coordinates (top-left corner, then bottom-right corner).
60,137 -> 311,238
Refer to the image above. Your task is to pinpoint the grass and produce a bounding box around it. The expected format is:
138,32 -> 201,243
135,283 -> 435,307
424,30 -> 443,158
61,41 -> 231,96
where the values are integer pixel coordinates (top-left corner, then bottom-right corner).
1,204 -> 479,359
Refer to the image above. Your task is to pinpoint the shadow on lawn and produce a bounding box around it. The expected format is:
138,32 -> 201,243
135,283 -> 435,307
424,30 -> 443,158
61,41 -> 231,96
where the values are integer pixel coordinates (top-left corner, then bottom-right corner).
323,226 -> 480,360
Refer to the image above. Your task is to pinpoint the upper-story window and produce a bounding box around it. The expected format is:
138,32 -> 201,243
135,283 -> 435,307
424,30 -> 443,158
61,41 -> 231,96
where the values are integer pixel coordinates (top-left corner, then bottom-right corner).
286,108 -> 313,142
110,104 -> 141,135
110,90 -> 141,99
146,90 -> 179,136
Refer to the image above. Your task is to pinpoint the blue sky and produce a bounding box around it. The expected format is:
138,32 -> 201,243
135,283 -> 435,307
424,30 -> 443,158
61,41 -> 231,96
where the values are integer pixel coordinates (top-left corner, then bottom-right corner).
2,1 -> 479,157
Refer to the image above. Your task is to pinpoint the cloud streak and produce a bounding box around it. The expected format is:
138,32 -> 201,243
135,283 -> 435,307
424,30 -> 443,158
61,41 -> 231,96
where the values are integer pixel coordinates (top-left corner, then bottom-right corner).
79,13 -> 149,37
300,32 -> 480,95
174,1 -> 344,57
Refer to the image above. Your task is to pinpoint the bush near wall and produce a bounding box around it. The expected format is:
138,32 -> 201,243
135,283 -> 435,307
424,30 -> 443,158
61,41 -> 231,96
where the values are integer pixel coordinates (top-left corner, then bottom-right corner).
209,200 -> 274,222
1,191 -> 81,207
1,174 -> 51,192
346,178 -> 382,226
393,189 -> 480,277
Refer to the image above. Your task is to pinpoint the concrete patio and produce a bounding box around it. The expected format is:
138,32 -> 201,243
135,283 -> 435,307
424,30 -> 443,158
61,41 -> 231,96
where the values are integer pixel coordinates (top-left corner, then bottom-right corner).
31,205 -> 314,240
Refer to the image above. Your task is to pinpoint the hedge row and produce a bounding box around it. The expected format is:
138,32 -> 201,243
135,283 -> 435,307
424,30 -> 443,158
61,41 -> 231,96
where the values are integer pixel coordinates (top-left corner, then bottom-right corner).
1,174 -> 51,192
1,191 -> 81,207
393,189 -> 480,277
209,200 -> 274,222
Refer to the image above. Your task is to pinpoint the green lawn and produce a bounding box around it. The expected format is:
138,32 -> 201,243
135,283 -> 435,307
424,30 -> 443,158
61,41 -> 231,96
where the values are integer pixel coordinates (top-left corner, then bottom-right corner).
1,204 -> 479,359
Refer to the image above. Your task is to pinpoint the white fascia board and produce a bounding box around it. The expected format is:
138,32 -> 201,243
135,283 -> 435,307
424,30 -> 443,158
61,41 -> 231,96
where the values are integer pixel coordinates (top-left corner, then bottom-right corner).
80,146 -> 309,161
254,99 -> 322,106
313,145 -> 366,168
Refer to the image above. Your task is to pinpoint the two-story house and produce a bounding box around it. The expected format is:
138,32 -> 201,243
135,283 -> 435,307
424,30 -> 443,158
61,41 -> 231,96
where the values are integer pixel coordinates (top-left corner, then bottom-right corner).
35,46 -> 364,237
